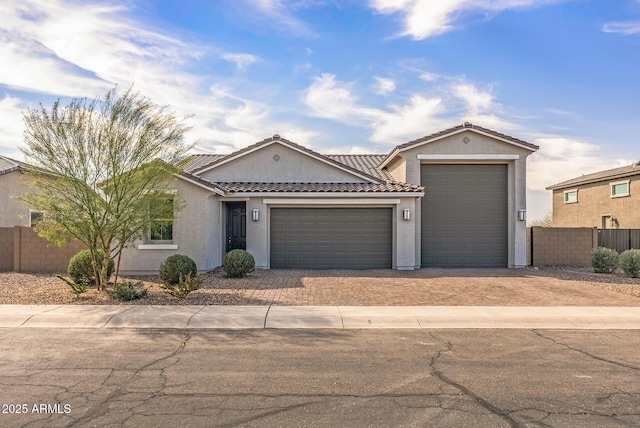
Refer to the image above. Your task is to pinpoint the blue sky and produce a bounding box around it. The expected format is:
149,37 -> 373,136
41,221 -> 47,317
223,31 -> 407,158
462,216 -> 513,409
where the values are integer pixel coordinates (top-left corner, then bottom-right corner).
1,0 -> 640,220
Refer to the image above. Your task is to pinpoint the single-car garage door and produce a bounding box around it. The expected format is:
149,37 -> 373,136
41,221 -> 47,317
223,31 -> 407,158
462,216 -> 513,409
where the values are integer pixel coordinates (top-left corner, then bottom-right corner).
421,164 -> 508,267
270,208 -> 392,269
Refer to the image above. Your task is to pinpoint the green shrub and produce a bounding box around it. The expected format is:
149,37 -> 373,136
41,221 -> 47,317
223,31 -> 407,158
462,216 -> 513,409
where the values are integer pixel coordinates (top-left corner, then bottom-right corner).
68,249 -> 115,285
57,275 -> 88,296
111,281 -> 148,301
619,249 -> 640,278
223,249 -> 255,278
591,247 -> 619,273
159,254 -> 198,285
163,273 -> 203,298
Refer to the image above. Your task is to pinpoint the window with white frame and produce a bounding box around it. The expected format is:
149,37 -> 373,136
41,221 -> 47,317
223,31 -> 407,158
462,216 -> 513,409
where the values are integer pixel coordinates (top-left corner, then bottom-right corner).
563,189 -> 578,204
148,196 -> 174,243
610,180 -> 630,198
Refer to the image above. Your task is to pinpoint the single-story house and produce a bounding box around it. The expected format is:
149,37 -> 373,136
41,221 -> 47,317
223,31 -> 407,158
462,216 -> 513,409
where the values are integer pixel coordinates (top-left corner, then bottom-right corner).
118,122 -> 538,274
547,161 -> 640,229
0,155 -> 43,227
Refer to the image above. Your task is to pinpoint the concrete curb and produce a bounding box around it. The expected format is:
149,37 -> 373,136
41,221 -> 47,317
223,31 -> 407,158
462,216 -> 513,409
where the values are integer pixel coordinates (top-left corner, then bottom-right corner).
2,305 -> 640,329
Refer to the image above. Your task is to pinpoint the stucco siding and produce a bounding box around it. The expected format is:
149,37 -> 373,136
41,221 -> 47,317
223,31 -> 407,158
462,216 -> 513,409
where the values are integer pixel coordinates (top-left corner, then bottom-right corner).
200,143 -> 367,183
394,129 -> 533,267
552,176 -> 640,228
385,156 -> 406,183
0,172 -> 34,227
119,178 -> 213,275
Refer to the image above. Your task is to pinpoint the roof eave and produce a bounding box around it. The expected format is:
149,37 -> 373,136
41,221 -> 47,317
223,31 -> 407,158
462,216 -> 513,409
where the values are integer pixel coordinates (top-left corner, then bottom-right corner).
221,190 -> 425,198
176,172 -> 226,195
547,170 -> 640,190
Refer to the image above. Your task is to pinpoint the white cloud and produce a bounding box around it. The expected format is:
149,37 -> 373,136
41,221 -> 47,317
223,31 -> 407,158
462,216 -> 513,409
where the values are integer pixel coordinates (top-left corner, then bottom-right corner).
303,74 -> 377,124
373,77 -> 396,95
602,21 -> 640,35
222,53 -> 259,71
450,81 -> 517,130
238,0 -> 318,38
419,71 -> 440,82
302,73 -> 448,144
370,95 -> 447,143
303,73 -> 517,144
369,0 -> 561,39
0,0 -> 306,156
452,82 -> 493,115
0,95 -> 26,158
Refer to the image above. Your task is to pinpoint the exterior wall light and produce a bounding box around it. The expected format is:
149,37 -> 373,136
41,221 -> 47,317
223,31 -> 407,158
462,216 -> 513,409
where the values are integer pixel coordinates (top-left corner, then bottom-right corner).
252,209 -> 259,221
518,209 -> 526,222
403,208 -> 411,221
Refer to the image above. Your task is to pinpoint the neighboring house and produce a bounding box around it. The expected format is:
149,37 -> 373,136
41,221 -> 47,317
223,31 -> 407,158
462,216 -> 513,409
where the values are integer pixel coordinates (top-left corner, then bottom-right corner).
547,161 -> 640,229
119,122 -> 538,274
0,155 -> 42,227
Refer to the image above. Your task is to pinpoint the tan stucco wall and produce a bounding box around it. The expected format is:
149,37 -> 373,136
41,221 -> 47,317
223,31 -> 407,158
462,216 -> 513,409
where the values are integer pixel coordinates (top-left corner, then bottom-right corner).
552,176 -> 640,228
385,156 -> 406,183
0,172 -> 34,227
200,143 -> 367,183
389,130 -> 534,267
119,178 -> 217,275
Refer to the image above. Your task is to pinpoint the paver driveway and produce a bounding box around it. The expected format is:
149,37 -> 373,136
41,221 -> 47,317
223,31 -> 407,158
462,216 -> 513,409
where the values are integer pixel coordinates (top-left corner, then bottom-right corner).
239,268 -> 640,306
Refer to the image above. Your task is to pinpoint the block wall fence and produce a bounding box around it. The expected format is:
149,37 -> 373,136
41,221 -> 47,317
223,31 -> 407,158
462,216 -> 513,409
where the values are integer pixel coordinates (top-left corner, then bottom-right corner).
527,226 -> 598,267
0,226 -> 86,273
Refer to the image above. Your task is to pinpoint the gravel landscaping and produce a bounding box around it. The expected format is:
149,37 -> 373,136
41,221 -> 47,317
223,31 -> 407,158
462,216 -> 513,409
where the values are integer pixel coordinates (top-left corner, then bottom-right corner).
0,269 -> 254,305
532,266 -> 640,299
0,266 -> 638,305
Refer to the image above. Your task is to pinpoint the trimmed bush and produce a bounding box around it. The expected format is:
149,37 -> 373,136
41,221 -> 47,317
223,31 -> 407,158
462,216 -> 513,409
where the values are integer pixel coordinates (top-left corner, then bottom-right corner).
619,249 -> 640,278
163,273 -> 202,298
68,249 -> 115,285
112,281 -> 148,301
223,249 -> 255,278
591,247 -> 619,273
159,254 -> 198,285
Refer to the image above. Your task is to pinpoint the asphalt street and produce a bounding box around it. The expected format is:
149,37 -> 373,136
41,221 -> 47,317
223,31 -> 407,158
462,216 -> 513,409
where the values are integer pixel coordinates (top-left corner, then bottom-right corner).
1,328 -> 639,428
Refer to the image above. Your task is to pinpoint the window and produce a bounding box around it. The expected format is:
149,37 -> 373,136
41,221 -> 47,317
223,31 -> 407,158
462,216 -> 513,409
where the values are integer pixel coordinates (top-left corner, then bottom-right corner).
148,196 -> 174,243
563,189 -> 578,204
29,211 -> 43,227
610,180 -> 630,198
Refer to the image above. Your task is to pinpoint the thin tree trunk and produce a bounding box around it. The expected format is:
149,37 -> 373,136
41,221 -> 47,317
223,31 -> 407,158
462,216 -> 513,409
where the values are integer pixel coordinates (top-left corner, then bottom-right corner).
113,236 -> 125,286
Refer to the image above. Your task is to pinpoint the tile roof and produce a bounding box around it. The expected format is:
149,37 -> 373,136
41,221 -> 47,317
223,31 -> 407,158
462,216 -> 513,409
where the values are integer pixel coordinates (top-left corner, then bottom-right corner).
546,161 -> 640,190
178,172 -> 226,194
215,182 -> 424,193
183,154 -> 226,173
325,154 -> 394,181
0,155 -> 39,176
188,135 -> 383,183
395,122 -> 539,151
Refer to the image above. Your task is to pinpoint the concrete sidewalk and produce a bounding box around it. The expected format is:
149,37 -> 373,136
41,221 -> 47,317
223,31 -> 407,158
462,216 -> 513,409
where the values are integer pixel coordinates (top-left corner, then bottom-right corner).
1,304 -> 640,329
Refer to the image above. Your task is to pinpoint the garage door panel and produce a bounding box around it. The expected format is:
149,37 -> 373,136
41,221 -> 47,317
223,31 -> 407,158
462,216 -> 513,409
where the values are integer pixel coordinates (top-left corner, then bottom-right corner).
421,164 -> 507,268
271,208 -> 392,269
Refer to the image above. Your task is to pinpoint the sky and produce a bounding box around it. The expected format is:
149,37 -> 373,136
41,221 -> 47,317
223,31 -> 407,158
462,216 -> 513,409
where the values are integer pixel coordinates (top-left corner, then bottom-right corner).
1,0 -> 640,221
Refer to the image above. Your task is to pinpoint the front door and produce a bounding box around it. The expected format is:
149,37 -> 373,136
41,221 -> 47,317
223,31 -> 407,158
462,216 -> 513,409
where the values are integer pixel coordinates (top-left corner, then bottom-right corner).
226,202 -> 246,252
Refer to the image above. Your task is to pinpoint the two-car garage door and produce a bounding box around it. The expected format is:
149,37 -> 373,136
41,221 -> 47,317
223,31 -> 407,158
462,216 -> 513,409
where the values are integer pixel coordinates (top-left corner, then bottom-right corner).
270,208 -> 392,269
421,164 -> 508,268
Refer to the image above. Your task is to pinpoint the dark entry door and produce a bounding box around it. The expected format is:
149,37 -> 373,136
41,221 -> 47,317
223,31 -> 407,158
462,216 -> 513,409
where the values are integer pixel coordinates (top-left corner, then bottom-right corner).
226,202 -> 246,251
